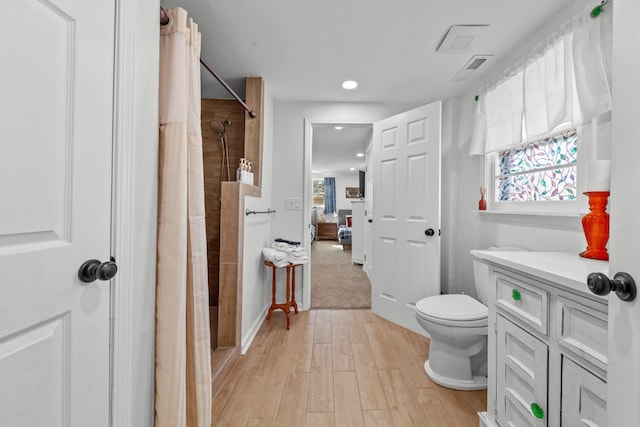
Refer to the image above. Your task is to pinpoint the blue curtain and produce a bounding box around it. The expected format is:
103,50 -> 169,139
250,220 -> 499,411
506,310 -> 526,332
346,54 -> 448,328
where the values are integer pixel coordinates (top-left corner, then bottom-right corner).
324,177 -> 336,215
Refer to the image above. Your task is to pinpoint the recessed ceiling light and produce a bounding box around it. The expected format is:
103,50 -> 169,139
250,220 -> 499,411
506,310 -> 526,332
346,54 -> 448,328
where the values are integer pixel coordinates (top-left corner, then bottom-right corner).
350,167 -> 356,171
356,153 -> 364,157
334,126 -> 343,130
342,80 -> 358,90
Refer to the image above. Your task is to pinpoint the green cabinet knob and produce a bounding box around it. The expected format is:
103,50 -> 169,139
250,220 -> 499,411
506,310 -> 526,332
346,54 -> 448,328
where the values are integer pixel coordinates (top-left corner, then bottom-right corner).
531,402 -> 544,419
512,289 -> 521,301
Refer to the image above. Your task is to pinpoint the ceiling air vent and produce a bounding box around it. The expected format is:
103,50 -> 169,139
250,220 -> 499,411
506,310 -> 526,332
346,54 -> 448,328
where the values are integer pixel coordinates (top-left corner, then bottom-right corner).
436,25 -> 490,54
453,55 -> 493,81
467,57 -> 488,70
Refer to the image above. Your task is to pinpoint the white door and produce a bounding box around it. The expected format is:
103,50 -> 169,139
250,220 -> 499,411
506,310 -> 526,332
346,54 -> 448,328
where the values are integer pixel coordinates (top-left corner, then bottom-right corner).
363,144 -> 373,277
371,101 -> 441,334
0,1 -> 115,426
608,1 -> 640,424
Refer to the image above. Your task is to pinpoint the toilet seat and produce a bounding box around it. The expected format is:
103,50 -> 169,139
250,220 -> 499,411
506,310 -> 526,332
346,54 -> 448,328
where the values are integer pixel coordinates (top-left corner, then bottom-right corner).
416,294 -> 488,327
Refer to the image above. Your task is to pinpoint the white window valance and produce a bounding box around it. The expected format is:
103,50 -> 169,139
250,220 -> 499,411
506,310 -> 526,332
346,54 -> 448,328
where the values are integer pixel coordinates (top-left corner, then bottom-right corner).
470,8 -> 612,155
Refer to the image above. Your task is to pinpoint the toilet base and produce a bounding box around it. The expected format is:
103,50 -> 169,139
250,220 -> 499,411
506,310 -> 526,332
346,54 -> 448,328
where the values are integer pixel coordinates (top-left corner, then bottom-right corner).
424,360 -> 487,391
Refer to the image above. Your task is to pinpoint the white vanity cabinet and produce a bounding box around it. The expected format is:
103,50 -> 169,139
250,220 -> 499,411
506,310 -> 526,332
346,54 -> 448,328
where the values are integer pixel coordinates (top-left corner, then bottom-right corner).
475,252 -> 609,427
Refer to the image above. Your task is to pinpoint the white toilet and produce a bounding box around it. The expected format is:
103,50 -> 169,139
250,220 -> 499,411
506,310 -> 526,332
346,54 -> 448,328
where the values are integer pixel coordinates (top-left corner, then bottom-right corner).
414,247 -> 524,390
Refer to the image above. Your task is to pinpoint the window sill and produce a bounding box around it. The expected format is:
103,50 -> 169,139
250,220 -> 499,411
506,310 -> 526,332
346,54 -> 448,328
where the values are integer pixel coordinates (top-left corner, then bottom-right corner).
474,210 -> 584,230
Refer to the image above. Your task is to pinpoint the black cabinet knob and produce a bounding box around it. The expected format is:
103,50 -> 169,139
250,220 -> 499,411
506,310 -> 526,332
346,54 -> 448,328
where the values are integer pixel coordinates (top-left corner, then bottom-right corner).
78,258 -> 118,283
587,272 -> 636,302
425,228 -> 435,237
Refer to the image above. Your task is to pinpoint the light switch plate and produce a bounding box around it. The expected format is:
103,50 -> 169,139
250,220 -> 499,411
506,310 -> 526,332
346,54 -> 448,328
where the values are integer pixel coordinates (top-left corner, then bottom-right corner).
285,198 -> 302,210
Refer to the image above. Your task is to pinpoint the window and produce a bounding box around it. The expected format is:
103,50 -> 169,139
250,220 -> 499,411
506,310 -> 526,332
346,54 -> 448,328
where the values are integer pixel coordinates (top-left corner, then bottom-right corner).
484,129 -> 588,220
312,179 -> 324,206
495,130 -> 578,203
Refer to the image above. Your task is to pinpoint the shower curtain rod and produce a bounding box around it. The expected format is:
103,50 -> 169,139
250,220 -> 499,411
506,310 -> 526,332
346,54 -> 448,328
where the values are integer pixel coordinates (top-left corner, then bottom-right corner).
160,7 -> 257,119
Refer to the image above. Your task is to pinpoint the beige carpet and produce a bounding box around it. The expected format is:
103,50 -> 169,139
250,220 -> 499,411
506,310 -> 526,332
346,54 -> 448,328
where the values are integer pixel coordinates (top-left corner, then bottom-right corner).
310,240 -> 371,309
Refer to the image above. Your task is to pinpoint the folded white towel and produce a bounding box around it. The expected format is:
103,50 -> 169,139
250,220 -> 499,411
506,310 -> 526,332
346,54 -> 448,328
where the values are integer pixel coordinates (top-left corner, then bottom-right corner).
290,256 -> 309,264
263,245 -> 309,267
262,248 -> 289,267
289,252 -> 308,259
272,242 -> 305,254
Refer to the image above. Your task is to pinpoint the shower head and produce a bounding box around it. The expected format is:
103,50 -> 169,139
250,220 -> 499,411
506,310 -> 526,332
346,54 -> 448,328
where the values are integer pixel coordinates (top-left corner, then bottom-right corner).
210,121 -> 225,136
210,119 -> 232,136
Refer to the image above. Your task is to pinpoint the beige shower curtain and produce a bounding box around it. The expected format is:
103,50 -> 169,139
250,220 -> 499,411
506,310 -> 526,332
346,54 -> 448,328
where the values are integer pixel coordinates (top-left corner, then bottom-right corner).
156,8 -> 211,427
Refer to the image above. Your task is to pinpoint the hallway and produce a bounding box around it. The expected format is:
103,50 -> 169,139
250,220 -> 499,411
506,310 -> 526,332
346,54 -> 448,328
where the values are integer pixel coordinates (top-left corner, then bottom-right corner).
310,241 -> 371,309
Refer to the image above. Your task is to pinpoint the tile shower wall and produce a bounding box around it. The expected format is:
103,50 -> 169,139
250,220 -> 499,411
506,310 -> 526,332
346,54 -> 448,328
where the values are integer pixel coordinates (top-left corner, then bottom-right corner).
202,98 -> 245,350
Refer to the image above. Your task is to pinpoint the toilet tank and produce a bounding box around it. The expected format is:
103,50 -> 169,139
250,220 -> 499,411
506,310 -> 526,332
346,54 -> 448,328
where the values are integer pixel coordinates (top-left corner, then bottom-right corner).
471,247 -> 526,305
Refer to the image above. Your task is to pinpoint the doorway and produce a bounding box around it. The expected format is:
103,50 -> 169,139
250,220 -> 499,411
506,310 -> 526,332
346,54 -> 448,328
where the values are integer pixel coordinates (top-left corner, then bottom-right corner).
304,121 -> 373,309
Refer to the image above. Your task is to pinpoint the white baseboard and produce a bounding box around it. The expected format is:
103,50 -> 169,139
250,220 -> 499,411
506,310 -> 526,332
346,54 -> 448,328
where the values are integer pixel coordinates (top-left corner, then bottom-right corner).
241,305 -> 270,354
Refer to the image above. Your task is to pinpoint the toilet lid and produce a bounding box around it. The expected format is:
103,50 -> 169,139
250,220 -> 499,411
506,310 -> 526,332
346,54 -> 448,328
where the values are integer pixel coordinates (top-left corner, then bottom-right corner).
415,294 -> 487,321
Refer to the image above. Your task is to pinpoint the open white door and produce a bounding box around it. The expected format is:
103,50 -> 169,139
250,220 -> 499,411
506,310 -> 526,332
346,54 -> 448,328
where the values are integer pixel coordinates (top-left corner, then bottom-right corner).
363,143 -> 373,278
0,1 -> 115,425
607,1 -> 640,424
371,101 -> 442,334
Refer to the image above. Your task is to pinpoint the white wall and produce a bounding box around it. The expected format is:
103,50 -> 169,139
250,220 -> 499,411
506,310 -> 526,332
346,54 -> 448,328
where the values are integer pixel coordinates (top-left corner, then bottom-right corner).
312,171 -> 359,217
271,102 -> 415,307
447,0 -> 597,297
272,102 -> 413,239
449,91 -> 588,297
440,97 -> 459,296
119,1 -> 159,425
241,85 -> 275,352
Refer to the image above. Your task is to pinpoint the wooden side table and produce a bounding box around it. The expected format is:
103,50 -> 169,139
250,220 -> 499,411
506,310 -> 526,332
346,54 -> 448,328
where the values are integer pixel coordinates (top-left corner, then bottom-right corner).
316,222 -> 338,240
264,261 -> 302,329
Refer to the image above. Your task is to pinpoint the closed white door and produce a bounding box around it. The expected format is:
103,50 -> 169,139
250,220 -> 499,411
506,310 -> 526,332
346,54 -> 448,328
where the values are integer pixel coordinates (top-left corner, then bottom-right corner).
0,0 -> 115,425
371,101 -> 441,334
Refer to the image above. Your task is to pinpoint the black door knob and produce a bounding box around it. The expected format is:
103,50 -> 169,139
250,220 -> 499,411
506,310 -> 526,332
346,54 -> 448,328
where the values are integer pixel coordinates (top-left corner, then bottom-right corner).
97,260 -> 118,281
587,272 -> 636,302
425,228 -> 435,236
78,258 -> 118,283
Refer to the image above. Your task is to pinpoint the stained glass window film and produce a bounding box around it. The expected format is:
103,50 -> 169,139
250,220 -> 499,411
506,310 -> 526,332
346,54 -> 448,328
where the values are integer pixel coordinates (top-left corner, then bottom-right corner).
495,131 -> 577,202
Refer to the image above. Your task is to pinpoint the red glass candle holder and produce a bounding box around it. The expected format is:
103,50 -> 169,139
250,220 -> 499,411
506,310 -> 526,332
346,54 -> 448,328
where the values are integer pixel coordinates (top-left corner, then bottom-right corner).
579,191 -> 610,261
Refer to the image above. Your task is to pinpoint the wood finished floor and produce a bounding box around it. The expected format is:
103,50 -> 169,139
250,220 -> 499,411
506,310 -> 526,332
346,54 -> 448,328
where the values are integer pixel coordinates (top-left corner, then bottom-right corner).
212,309 -> 486,426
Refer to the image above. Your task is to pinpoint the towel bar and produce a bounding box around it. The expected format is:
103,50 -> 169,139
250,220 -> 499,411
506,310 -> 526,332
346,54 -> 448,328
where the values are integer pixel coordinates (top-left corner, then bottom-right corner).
245,208 -> 276,216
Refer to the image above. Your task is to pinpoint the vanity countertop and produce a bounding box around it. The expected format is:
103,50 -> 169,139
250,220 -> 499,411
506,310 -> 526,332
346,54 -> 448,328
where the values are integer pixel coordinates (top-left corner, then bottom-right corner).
471,251 -> 610,301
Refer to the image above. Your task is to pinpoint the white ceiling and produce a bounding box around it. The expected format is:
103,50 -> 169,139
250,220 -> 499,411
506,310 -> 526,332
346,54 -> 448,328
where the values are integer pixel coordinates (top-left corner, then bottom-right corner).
311,124 -> 371,173
161,0 -> 582,170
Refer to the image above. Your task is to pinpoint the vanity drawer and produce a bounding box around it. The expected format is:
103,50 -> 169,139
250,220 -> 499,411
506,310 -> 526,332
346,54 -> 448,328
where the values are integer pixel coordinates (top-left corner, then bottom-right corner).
557,296 -> 607,371
495,272 -> 549,335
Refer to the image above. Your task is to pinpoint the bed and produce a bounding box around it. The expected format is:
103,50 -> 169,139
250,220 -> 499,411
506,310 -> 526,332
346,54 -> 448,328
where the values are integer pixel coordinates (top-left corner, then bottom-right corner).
338,225 -> 352,249
337,210 -> 353,249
